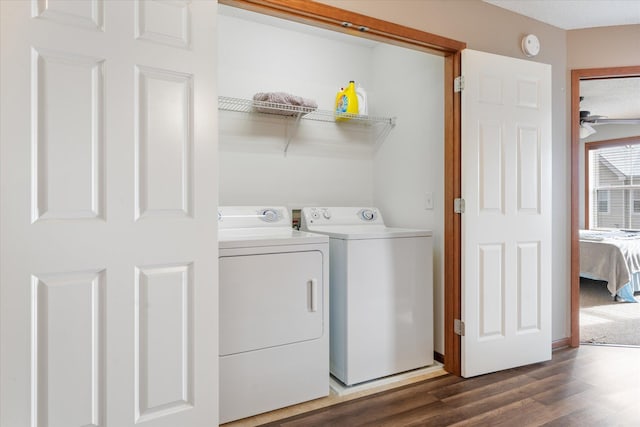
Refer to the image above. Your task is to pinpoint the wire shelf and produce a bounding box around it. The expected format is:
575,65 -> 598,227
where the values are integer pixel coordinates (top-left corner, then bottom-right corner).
218,96 -> 395,127
218,96 -> 396,154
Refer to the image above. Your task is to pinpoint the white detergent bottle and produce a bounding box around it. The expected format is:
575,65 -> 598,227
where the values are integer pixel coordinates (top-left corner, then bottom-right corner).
356,84 -> 368,116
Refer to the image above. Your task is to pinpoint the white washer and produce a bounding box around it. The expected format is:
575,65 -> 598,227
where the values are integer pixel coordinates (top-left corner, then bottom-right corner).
301,207 -> 433,386
218,206 -> 329,424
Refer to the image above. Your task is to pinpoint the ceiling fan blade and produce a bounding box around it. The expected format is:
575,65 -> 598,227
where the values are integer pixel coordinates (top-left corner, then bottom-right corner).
581,114 -> 607,123
580,123 -> 596,139
588,118 -> 640,125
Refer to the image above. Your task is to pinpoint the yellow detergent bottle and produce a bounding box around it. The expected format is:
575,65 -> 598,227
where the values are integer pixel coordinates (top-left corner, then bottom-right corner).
335,80 -> 359,121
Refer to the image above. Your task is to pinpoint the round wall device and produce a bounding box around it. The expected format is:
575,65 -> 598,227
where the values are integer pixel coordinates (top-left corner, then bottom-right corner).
521,34 -> 540,57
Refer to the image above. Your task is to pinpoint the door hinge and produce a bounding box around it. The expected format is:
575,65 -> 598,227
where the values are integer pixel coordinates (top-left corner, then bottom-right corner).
454,198 -> 465,214
454,76 -> 464,92
454,319 -> 465,336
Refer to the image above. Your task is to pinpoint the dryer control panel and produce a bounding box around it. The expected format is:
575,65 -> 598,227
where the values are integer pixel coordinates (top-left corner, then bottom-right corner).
218,206 -> 289,229
357,208 -> 378,222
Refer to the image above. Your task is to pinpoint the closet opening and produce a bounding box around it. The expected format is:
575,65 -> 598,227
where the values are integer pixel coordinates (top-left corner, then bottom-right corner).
218,0 -> 466,375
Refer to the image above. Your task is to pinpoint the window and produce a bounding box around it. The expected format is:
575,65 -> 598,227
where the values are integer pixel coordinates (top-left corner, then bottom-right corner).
587,142 -> 640,230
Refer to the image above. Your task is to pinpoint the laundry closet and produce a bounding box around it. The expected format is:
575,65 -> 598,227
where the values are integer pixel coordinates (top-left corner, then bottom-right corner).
217,3 -> 445,423
218,4 -> 444,276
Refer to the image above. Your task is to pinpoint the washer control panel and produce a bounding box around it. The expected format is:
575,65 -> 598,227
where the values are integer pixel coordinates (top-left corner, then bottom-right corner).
306,207 -> 332,223
301,207 -> 383,227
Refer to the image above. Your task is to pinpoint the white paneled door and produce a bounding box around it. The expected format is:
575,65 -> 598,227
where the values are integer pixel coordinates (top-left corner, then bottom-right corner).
461,49 -> 552,377
0,1 -> 218,426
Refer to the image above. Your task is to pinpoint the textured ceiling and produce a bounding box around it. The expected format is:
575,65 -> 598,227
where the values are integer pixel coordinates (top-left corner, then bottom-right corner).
581,78 -> 640,120
484,0 -> 640,30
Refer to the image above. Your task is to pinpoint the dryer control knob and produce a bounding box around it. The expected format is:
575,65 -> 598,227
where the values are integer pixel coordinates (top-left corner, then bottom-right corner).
260,208 -> 279,223
322,210 -> 332,219
358,208 -> 376,221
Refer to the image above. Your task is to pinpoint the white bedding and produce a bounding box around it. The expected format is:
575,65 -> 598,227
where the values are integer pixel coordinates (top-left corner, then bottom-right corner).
579,229 -> 640,296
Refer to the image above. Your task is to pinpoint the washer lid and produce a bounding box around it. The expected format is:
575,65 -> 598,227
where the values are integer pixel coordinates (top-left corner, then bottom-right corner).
219,227 -> 328,249
304,225 -> 432,240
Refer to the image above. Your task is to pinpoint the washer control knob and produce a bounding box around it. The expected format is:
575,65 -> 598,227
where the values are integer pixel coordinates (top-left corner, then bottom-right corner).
358,208 -> 377,221
322,209 -> 332,220
260,208 -> 279,223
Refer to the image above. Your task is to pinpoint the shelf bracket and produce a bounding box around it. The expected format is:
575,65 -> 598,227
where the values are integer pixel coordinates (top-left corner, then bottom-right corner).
373,117 -> 396,148
284,112 -> 303,155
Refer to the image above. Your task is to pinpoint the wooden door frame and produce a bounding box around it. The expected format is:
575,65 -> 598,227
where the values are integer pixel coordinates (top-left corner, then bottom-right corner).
570,66 -> 640,347
220,0 -> 466,375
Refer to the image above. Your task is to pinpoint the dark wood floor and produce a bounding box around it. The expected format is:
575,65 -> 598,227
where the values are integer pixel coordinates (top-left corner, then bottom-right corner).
260,345 -> 640,426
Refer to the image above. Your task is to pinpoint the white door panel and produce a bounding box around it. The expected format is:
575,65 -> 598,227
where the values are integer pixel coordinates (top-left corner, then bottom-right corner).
462,49 -> 551,377
1,1 -> 218,426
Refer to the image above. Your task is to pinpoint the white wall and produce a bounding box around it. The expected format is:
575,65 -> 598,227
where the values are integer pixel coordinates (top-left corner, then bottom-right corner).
218,6 -> 377,208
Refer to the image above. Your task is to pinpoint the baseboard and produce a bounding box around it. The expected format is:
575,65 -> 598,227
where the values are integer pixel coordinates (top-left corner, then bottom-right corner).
434,340 -> 571,368
329,363 -> 446,397
552,337 -> 571,349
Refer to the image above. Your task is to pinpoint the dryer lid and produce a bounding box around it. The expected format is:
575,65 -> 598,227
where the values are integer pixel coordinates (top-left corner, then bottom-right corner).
219,228 -> 328,248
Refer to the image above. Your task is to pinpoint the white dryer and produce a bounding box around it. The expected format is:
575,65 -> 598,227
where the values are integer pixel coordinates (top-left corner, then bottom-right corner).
218,206 -> 329,424
301,207 -> 433,386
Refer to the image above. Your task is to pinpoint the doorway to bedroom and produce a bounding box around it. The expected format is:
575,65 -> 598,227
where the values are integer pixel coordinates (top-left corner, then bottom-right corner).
579,277 -> 640,345
574,71 -> 640,347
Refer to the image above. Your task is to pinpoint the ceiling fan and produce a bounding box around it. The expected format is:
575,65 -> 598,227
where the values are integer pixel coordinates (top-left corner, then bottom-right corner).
579,96 -> 640,139
580,110 -> 640,126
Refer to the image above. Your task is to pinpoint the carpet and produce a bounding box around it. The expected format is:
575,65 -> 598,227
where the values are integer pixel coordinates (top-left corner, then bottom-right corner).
580,277 -> 640,346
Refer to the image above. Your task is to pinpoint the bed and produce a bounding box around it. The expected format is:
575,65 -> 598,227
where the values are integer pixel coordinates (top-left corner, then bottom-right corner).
580,229 -> 640,302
